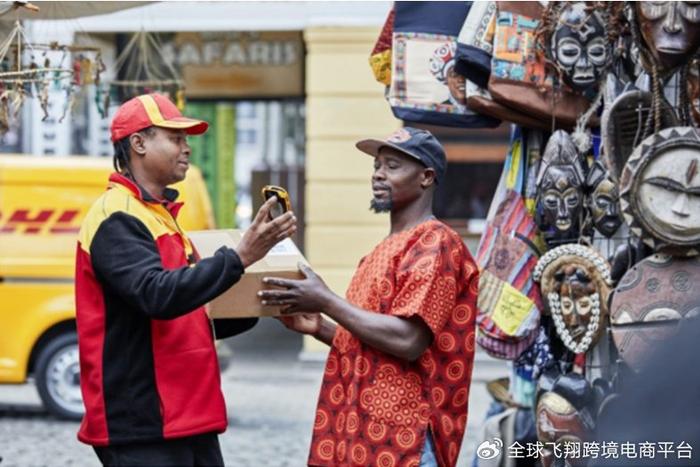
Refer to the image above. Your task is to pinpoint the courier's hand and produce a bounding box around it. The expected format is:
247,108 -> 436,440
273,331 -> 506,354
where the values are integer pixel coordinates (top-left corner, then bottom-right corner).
236,197 -> 296,268
259,263 -> 334,314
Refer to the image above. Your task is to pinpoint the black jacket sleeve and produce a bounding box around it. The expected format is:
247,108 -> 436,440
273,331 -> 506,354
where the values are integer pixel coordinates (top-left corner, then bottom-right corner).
90,211 -> 244,320
213,318 -> 259,339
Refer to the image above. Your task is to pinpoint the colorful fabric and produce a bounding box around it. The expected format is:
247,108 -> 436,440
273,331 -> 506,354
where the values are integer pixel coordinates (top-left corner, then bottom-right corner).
370,7 -> 395,86
75,173 -> 248,446
491,11 -> 544,85
504,128 -> 525,193
477,327 -> 538,361
477,271 -> 538,339
390,32 -> 458,112
523,130 -> 544,215
475,188 -> 542,360
509,368 -> 537,408
308,220 -> 478,467
455,0 -> 497,88
515,326 -> 554,381
387,1 -> 500,128
429,41 -> 458,83
485,2 -> 595,129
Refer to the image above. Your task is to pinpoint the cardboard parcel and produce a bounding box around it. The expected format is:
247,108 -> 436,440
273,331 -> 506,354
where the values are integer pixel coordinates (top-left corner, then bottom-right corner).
188,229 -> 308,318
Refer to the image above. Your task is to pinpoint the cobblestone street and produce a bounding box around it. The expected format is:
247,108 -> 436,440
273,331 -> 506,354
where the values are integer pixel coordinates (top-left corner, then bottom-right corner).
0,322 -> 506,467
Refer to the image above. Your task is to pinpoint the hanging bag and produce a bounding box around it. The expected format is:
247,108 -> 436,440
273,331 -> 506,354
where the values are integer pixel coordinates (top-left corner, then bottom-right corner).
476,131 -> 544,360
455,0 -> 497,88
465,80 -> 553,130
453,1 -> 546,130
387,1 -> 500,128
486,2 -> 597,130
369,7 -> 395,86
476,189 -> 543,359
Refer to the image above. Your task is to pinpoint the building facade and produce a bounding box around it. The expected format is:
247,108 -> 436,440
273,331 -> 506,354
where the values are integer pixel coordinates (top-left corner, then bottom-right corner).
7,2 -> 507,357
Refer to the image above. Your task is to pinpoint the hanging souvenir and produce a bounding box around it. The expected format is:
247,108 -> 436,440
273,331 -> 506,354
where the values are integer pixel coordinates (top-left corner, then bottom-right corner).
514,327 -> 555,381
534,130 -> 587,245
486,2 -> 599,130
585,160 -> 623,238
369,6 -> 395,86
464,79 -> 552,130
386,1 -> 500,128
533,244 -> 613,355
633,1 -> 700,74
523,129 -> 545,213
455,0 -> 497,88
106,29 -> 185,109
544,2 -> 613,96
454,1 -> 550,128
476,189 -> 543,360
475,129 -> 548,361
620,126 -> 700,255
476,315 -> 540,360
609,254 -> 700,372
0,20 -> 104,131
0,91 -> 10,133
535,371 -> 596,467
601,89 -> 678,180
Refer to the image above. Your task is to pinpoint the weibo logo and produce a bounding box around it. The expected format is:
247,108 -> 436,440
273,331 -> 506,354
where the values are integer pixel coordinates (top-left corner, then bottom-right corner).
476,437 -> 503,460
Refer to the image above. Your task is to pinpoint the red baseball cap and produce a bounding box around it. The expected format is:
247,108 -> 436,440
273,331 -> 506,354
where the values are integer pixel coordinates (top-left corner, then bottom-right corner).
110,93 -> 209,142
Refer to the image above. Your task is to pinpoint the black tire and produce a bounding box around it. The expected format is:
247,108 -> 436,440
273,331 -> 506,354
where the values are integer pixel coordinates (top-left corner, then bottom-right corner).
35,332 -> 84,420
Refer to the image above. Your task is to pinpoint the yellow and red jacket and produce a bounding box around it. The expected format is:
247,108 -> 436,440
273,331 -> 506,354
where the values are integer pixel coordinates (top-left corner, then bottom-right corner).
75,173 -> 253,446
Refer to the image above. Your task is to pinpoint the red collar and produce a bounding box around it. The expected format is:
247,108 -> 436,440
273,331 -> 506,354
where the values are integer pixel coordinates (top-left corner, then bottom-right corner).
108,172 -> 184,218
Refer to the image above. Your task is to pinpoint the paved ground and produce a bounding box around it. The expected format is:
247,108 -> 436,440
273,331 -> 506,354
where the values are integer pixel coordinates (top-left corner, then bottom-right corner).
0,320 -> 507,466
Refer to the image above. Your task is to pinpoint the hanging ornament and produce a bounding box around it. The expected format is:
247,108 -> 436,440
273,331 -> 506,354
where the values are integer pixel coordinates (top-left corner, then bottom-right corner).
609,254 -> 700,372
0,20 -> 105,132
620,126 -> 700,256
105,29 -> 185,108
533,244 -> 613,355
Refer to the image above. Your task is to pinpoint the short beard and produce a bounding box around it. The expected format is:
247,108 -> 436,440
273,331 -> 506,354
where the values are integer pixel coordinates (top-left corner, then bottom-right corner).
370,197 -> 392,213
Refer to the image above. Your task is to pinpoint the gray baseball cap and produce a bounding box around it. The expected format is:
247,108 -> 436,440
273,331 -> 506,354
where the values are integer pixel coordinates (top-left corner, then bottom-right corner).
356,127 -> 447,184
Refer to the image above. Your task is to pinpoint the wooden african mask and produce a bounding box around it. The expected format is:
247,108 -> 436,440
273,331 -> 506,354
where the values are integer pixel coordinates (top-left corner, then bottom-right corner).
536,131 -> 587,244
620,127 -> 700,255
536,392 -> 590,467
550,2 -> 610,93
533,244 -> 612,354
636,1 -> 700,72
535,372 -> 596,467
610,254 -> 700,371
586,160 -> 622,238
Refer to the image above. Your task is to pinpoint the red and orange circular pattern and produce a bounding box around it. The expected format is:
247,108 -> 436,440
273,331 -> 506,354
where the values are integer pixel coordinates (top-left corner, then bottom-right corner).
307,221 -> 478,467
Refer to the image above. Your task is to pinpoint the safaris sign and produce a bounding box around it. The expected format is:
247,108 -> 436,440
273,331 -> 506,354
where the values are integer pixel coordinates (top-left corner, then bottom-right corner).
152,31 -> 303,98
89,30 -> 302,97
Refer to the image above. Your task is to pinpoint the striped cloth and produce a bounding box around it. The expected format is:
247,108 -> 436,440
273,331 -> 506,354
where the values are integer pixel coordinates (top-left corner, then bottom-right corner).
476,189 -> 542,360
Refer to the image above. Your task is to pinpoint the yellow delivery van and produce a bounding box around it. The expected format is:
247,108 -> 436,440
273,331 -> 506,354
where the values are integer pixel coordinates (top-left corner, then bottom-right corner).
0,155 -> 215,419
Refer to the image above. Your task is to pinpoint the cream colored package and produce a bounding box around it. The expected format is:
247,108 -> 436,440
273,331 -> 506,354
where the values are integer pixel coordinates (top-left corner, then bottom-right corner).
188,229 -> 307,318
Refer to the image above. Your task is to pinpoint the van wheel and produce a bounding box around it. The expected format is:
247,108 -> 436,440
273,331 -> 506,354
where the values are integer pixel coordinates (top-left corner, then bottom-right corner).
35,332 -> 84,420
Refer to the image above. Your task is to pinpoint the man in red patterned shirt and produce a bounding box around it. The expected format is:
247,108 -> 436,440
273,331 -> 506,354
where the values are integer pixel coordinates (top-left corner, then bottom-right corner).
259,127 -> 478,467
